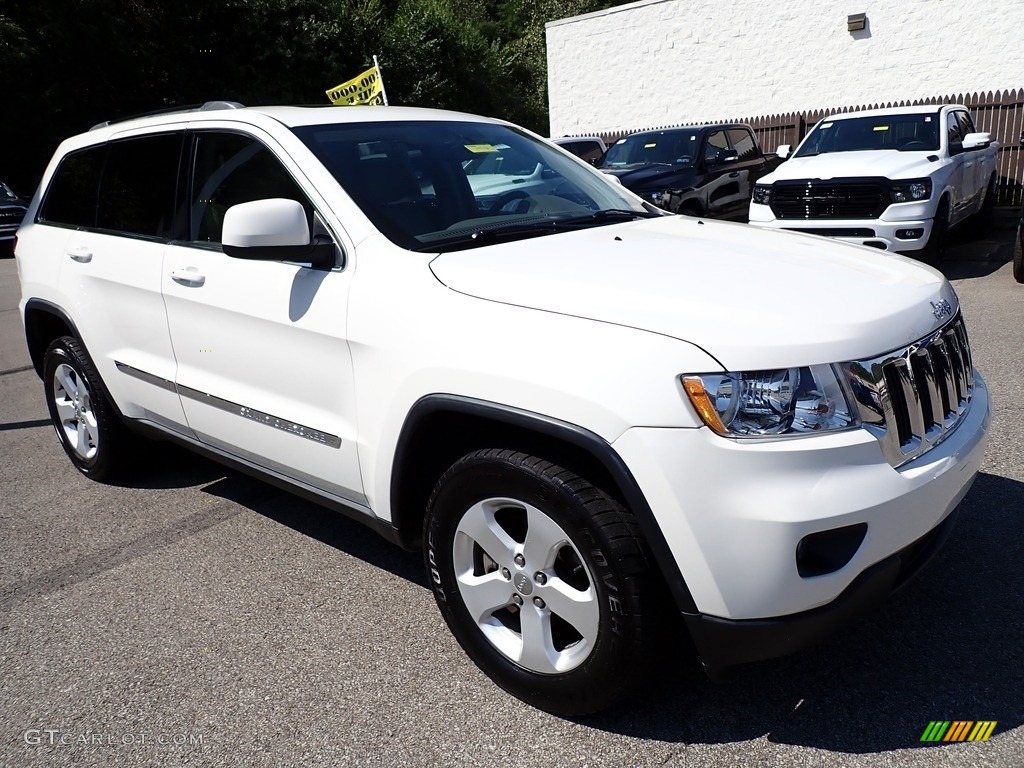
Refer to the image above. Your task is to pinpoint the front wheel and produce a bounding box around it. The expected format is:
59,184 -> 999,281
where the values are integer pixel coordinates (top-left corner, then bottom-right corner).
973,175 -> 997,233
919,199 -> 949,266
425,449 -> 661,715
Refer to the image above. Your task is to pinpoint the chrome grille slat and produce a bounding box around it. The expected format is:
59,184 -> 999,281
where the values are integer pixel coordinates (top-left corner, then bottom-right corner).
910,347 -> 943,439
946,329 -> 970,402
840,314 -> 974,467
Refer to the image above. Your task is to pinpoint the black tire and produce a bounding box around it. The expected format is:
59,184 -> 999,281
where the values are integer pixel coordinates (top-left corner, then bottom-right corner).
919,199 -> 949,266
1013,221 -> 1023,284
425,449 -> 661,715
973,175 -> 997,234
42,336 -> 131,481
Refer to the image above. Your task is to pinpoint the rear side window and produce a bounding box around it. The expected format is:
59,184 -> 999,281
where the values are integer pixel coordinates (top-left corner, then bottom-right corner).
38,146 -> 105,228
96,133 -> 182,239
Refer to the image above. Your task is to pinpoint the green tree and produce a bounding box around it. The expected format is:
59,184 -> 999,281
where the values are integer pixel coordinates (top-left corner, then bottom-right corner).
0,0 -> 630,193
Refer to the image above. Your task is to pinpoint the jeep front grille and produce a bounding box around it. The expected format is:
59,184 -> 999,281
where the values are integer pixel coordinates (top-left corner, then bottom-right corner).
770,181 -> 888,219
841,314 -> 974,467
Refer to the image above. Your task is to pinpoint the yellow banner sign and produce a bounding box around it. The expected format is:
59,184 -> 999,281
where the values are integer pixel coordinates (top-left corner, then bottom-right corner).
326,66 -> 384,106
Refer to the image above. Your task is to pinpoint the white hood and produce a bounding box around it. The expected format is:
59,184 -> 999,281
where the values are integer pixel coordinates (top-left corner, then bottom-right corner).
429,216 -> 957,371
763,150 -> 937,184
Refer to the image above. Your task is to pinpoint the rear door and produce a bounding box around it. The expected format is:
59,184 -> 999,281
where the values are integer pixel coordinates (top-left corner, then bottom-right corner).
37,131 -> 190,434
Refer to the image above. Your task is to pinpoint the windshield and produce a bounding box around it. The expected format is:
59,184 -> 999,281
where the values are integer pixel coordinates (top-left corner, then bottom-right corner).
598,130 -> 699,169
795,112 -> 941,157
292,121 -> 656,252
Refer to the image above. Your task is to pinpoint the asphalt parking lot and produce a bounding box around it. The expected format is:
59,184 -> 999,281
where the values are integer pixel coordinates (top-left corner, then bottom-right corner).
1,222 -> 1022,768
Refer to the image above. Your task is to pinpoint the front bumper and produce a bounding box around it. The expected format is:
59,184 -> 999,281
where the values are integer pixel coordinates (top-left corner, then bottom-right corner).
612,372 -> 989,668
748,201 -> 933,253
686,505 -> 958,670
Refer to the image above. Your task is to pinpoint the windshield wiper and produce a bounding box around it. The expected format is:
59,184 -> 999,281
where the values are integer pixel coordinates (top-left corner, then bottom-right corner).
414,222 -> 565,253
556,208 -> 661,224
414,209 -> 658,253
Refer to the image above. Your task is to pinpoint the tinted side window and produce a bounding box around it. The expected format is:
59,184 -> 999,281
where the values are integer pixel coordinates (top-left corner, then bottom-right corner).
190,132 -> 313,244
727,129 -> 758,161
704,130 -> 729,163
97,133 -> 182,239
946,112 -> 963,145
38,146 -> 106,228
956,111 -> 976,137
559,140 -> 605,163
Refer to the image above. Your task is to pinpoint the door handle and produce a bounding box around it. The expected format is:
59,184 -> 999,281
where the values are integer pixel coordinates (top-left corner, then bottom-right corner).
67,246 -> 92,263
170,267 -> 206,286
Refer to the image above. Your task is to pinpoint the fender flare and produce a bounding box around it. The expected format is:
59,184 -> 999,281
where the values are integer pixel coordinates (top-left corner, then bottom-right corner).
391,393 -> 700,614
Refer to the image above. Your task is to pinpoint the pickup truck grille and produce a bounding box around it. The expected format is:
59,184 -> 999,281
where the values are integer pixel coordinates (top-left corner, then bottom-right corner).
770,181 -> 888,219
840,314 -> 974,467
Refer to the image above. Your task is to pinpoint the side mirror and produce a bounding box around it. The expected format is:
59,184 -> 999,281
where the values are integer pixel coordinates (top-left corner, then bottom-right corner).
222,198 -> 336,269
717,148 -> 739,164
776,144 -> 791,160
962,132 -> 993,151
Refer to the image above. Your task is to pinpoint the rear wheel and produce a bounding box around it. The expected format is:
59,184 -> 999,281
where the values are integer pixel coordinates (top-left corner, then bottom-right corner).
43,336 -> 131,481
424,449 -> 661,715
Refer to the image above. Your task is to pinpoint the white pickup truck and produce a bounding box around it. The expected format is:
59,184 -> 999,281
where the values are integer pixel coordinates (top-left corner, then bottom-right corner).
749,104 -> 999,263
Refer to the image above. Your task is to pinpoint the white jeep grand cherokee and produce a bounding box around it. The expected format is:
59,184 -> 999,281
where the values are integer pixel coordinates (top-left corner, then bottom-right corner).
749,104 -> 999,263
15,103 -> 990,715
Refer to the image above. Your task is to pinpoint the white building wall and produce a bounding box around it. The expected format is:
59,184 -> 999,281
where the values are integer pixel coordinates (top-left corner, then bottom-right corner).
546,0 -> 1024,136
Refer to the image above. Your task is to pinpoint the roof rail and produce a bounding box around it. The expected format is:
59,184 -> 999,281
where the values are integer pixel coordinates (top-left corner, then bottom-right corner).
90,101 -> 245,131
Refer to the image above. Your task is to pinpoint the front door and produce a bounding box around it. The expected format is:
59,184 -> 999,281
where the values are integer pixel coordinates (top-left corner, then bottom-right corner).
162,129 -> 364,506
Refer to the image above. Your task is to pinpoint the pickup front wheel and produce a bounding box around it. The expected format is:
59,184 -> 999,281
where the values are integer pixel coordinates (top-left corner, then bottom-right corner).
424,449 -> 659,715
920,199 -> 949,266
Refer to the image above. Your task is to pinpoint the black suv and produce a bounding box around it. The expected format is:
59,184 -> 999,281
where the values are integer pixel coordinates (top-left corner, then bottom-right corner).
596,124 -> 779,220
0,181 -> 28,255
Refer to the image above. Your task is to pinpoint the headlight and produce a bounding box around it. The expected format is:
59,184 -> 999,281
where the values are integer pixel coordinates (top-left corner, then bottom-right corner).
890,179 -> 932,203
752,184 -> 772,205
682,365 -> 857,437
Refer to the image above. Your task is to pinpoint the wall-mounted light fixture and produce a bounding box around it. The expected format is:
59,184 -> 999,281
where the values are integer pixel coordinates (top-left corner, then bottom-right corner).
847,13 -> 867,32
